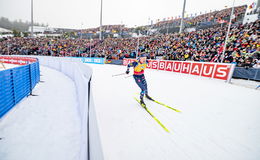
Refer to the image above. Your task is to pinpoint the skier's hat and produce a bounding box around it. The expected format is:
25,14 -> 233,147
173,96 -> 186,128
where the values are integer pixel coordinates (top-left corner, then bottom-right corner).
140,53 -> 147,57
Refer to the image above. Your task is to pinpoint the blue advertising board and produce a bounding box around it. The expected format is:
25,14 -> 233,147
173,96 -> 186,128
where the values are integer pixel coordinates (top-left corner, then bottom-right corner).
0,60 -> 40,118
73,57 -> 105,64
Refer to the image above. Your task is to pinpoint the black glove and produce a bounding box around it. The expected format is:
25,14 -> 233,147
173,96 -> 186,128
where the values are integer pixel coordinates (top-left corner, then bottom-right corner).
126,69 -> 130,74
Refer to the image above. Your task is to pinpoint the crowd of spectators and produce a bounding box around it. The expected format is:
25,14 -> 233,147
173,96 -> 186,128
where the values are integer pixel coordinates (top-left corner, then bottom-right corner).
71,5 -> 247,37
0,37 -> 102,57
77,25 -> 129,34
89,20 -> 259,68
152,5 -> 247,29
0,5 -> 259,68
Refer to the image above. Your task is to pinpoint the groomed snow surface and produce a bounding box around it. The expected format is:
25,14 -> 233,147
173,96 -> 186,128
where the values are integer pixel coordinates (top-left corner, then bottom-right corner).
0,63 -> 260,160
89,64 -> 260,160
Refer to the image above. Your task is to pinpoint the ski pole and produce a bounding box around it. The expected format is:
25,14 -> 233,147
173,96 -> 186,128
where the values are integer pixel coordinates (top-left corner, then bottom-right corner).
125,74 -> 133,78
112,73 -> 126,77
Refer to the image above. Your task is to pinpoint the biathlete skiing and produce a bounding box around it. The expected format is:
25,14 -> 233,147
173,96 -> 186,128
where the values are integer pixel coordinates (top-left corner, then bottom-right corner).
125,53 -> 153,106
124,53 -> 180,133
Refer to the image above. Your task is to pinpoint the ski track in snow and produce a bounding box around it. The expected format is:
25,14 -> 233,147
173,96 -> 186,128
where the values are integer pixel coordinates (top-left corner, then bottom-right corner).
88,63 -> 260,160
0,63 -> 259,160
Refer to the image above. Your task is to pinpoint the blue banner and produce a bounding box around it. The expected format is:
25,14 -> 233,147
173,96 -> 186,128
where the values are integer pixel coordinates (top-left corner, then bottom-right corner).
83,58 -> 104,64
73,57 -> 105,64
105,59 -> 123,65
232,67 -> 260,81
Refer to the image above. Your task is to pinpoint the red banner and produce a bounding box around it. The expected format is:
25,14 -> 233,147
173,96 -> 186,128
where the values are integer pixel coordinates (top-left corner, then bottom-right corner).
190,63 -> 203,76
201,64 -> 215,78
123,59 -> 235,82
0,56 -> 37,65
173,62 -> 182,73
165,61 -> 174,71
213,64 -> 231,80
181,62 -> 192,74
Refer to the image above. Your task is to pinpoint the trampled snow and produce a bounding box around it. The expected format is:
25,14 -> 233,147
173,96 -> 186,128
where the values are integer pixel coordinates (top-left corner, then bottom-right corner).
0,66 -> 81,160
88,63 -> 260,160
231,78 -> 260,89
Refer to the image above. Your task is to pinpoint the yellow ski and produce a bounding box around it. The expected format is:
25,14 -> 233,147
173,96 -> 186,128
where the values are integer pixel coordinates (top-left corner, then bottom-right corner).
150,98 -> 181,113
134,97 -> 170,133
135,93 -> 181,113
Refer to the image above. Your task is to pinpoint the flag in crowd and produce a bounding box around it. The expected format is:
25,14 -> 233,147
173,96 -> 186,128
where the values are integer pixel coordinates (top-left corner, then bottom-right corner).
249,2 -> 256,9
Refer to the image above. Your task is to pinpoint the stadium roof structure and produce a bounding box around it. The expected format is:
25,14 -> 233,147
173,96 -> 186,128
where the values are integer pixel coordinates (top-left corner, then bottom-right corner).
0,27 -> 12,33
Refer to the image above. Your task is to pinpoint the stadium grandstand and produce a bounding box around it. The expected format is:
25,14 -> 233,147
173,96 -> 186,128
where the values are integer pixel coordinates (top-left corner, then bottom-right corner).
1,1 -> 260,160
0,4 -> 259,67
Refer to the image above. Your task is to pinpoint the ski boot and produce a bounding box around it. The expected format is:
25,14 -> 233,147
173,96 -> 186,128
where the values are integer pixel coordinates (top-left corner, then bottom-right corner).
145,94 -> 153,101
140,98 -> 146,108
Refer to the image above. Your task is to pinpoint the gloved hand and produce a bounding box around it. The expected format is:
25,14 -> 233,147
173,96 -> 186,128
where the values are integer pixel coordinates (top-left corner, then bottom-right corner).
126,69 -> 130,74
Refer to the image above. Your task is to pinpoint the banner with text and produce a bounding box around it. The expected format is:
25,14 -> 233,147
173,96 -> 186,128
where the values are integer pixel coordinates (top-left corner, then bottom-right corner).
81,58 -> 105,64
72,57 -> 105,64
123,59 -> 236,82
0,56 -> 37,65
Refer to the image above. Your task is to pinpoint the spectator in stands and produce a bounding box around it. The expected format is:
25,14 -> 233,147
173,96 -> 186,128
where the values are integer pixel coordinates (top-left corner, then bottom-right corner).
253,60 -> 260,68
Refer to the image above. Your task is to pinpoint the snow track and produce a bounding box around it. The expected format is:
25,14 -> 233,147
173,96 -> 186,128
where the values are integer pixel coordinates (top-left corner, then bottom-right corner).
89,63 -> 260,160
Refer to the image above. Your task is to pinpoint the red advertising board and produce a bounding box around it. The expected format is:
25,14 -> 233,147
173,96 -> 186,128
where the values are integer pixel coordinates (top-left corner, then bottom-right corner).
213,64 -> 231,80
173,62 -> 182,73
158,61 -> 167,70
201,64 -> 216,78
150,60 -> 159,69
165,61 -> 174,71
147,60 -> 152,69
190,63 -> 203,76
181,62 -> 192,74
0,56 -> 37,65
122,58 -> 235,81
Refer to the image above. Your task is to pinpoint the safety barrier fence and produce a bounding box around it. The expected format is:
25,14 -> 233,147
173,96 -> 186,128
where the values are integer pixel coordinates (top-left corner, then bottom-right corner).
4,55 -> 256,160
0,56 -> 40,118
32,56 -> 104,160
233,67 -> 260,81
105,59 -> 123,65
72,57 -> 105,64
0,55 -> 103,160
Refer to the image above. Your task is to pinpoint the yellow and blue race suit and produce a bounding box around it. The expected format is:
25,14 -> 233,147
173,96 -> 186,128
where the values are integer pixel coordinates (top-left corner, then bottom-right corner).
127,59 -> 149,99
